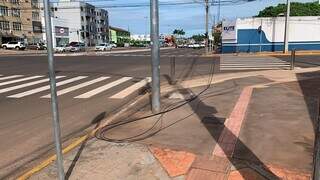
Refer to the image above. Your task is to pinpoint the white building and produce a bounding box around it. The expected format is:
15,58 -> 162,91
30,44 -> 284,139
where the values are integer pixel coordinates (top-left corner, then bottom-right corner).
222,16 -> 320,53
131,34 -> 150,41
42,17 -> 70,47
42,0 -> 109,46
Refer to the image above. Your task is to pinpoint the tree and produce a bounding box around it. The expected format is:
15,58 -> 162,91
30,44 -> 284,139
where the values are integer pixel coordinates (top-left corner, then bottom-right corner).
173,29 -> 185,36
257,2 -> 320,17
192,34 -> 206,42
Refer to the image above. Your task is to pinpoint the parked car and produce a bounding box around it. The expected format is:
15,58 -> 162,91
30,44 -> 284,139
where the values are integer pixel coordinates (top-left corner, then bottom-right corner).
95,43 -> 112,51
193,43 -> 201,48
66,42 -> 85,52
27,42 -> 47,50
54,44 -> 67,53
187,44 -> 194,48
110,43 -> 117,48
177,44 -> 184,48
1,41 -> 26,50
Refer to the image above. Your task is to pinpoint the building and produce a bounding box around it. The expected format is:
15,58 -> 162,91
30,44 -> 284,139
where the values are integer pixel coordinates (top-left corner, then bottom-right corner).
41,17 -> 70,47
222,16 -> 320,53
109,26 -> 130,44
47,0 -> 109,46
131,34 -> 150,41
0,0 -> 42,45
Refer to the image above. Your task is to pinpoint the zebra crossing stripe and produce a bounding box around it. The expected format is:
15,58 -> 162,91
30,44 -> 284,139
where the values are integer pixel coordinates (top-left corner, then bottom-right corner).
75,77 -> 132,99
110,77 -> 151,99
221,64 -> 290,67
41,76 -> 110,98
8,76 -> 87,98
0,75 -> 24,81
0,76 -> 43,87
0,76 -> 65,94
221,67 -> 283,70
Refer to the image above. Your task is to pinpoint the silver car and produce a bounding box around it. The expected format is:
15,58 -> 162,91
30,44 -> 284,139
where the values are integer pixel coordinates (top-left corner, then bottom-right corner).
95,43 -> 112,51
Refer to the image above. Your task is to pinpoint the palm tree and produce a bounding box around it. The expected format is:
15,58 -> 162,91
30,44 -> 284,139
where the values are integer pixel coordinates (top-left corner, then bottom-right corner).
173,29 -> 185,39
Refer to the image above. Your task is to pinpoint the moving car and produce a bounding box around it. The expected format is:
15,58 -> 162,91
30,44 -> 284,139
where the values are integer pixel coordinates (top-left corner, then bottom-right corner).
27,42 -> 47,50
95,43 -> 112,51
1,41 -> 26,50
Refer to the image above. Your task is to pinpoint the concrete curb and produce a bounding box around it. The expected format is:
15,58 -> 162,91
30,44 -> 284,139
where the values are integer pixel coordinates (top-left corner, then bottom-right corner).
16,89 -> 151,179
225,50 -> 320,57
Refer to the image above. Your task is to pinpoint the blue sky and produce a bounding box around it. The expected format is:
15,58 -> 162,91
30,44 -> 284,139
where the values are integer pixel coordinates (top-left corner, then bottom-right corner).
93,0 -> 314,36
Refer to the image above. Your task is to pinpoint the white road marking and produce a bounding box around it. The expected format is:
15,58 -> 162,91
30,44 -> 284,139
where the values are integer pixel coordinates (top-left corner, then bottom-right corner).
221,64 -> 290,67
110,77 -> 151,99
8,76 -> 87,98
0,76 -> 43,87
75,77 -> 132,99
41,76 -> 110,98
221,67 -> 284,70
0,76 -> 65,94
0,75 -> 24,81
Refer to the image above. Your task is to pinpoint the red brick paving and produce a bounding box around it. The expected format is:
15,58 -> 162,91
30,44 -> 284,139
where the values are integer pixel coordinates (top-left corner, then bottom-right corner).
149,146 -> 196,177
267,165 -> 311,180
186,168 -> 226,180
213,87 -> 253,158
191,156 -> 230,173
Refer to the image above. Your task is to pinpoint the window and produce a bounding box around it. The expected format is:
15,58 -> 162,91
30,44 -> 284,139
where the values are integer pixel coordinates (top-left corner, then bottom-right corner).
81,26 -> 84,30
0,6 -> 9,16
54,7 -> 57,11
80,7 -> 83,11
0,21 -> 10,30
32,21 -> 42,32
10,0 -> 19,4
32,12 -> 39,20
31,0 -> 39,8
81,16 -> 84,21
11,8 -> 20,17
12,22 -> 21,31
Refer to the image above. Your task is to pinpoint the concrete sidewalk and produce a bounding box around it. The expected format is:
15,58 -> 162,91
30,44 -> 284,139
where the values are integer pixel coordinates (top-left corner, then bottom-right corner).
27,68 -> 319,180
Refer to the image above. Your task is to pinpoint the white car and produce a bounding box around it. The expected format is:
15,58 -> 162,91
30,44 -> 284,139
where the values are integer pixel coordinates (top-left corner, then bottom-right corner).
95,43 -> 112,51
2,41 -> 26,50
193,43 -> 200,48
110,43 -> 117,48
187,44 -> 194,48
54,45 -> 67,53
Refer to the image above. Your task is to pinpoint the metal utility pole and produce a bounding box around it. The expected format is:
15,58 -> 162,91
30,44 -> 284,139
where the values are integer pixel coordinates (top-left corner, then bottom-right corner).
284,0 -> 290,53
43,0 -> 65,179
205,0 -> 209,54
217,0 -> 221,22
150,0 -> 161,113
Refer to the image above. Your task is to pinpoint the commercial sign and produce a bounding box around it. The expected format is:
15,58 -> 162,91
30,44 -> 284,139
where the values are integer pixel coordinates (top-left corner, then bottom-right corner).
55,26 -> 69,37
222,20 -> 237,42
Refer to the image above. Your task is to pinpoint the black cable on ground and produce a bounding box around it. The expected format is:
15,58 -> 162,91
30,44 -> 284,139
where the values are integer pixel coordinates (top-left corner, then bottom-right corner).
95,58 -> 217,143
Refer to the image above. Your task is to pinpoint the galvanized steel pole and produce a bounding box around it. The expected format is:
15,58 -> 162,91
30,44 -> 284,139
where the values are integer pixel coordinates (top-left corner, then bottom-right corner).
150,0 -> 161,113
284,0 -> 290,53
205,0 -> 209,54
43,0 -> 65,179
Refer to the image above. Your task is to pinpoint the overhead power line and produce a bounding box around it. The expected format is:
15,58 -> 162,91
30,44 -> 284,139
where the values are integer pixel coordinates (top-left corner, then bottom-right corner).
5,0 -> 255,10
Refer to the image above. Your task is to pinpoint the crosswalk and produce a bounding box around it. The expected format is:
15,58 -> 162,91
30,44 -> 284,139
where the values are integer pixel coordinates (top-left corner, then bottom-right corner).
0,74 -> 151,100
220,57 -> 291,71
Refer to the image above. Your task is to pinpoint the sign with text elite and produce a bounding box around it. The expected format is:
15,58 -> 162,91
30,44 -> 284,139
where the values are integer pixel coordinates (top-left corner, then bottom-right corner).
222,20 -> 237,42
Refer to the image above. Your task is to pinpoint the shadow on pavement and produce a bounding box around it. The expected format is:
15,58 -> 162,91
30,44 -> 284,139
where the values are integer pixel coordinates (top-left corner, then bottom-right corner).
65,112 -> 105,179
176,85 -> 279,179
290,70 -> 320,178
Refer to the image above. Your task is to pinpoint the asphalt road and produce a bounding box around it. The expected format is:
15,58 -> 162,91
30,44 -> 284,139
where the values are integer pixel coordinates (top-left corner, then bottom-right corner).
0,48 -> 216,178
1,47 -> 319,178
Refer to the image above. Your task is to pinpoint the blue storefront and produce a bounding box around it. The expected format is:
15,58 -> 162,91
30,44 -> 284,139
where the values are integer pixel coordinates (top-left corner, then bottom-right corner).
222,17 -> 320,53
